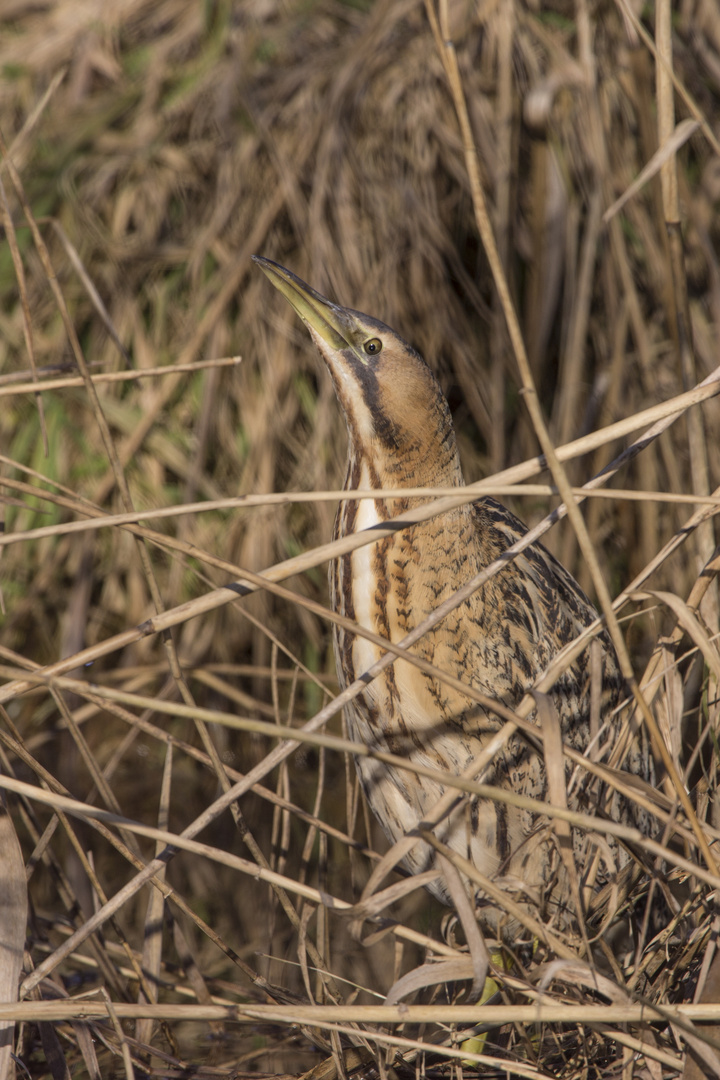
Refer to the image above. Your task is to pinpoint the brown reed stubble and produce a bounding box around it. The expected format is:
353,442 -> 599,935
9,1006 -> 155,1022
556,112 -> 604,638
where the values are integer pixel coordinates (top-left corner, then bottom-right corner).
0,0 -> 719,1076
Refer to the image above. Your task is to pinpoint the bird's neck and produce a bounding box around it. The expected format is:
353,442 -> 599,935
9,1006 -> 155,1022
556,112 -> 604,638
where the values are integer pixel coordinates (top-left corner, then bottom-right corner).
345,421 -> 464,499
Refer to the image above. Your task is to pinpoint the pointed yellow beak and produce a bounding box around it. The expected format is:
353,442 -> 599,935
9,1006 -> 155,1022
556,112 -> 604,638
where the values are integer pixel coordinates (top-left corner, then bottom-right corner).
252,255 -> 359,351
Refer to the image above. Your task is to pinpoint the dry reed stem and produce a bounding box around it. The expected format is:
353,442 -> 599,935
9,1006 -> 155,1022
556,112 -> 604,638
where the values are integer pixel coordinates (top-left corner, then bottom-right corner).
615,0 -> 720,157
0,175 -> 47,455
2,360 -> 718,706
0,721 -> 679,860
429,0 -> 717,878
603,118 -> 701,225
2,406 -> 716,1054
0,356 -> 240,396
0,996 -> 712,1043
1,1 -> 720,1075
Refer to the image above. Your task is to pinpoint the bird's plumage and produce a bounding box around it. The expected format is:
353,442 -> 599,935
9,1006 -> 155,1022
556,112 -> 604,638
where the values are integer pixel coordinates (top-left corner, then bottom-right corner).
254,256 -> 653,936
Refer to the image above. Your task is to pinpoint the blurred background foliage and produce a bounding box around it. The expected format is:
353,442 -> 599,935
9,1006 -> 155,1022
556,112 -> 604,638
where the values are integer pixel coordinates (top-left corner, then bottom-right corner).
1,0 -> 719,1075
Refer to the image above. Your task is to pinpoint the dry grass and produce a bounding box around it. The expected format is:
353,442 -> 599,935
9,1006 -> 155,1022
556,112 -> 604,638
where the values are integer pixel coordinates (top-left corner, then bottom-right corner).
0,0 -> 719,1077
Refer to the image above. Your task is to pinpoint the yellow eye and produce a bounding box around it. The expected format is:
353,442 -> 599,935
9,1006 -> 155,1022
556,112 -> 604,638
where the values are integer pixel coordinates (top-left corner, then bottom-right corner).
363,337 -> 382,355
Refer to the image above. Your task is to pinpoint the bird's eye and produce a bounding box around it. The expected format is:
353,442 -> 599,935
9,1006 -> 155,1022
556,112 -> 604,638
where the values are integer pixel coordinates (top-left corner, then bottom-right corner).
363,338 -> 382,355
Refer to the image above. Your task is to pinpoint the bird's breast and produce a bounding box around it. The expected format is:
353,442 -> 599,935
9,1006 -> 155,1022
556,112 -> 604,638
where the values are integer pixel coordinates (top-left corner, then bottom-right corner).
329,491 -> 529,884
329,485 -> 507,743
345,491 -> 387,679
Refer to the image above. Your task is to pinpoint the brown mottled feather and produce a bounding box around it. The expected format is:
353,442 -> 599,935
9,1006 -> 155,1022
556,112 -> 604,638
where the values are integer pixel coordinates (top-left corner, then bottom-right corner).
254,257 -> 653,936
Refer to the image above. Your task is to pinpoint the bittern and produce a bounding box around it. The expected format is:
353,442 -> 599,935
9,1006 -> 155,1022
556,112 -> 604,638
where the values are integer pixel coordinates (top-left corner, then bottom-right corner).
254,256 -> 652,935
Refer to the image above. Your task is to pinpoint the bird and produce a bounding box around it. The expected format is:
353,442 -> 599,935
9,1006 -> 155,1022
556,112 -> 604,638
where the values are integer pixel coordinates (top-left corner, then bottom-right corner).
253,255 -> 653,939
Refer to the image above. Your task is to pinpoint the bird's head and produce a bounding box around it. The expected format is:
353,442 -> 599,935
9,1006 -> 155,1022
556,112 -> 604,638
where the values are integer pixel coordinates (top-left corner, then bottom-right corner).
253,256 -> 462,487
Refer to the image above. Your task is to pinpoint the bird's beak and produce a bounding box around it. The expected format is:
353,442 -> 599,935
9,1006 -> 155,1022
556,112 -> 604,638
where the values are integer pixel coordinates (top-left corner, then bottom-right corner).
252,256 -> 359,352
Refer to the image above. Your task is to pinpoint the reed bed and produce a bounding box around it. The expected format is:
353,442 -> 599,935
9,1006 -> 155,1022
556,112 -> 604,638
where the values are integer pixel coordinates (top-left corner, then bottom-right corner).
0,0 -> 719,1077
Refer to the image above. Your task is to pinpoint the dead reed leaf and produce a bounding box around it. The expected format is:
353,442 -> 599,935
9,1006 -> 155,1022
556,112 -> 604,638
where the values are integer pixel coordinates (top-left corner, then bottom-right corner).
650,590 -> 720,683
384,957 -> 476,1007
